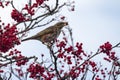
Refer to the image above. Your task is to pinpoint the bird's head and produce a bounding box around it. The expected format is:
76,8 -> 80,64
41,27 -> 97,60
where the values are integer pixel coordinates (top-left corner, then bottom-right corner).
55,22 -> 68,29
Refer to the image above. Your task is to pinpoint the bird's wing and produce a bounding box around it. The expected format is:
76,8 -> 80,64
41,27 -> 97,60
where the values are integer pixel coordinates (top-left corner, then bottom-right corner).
22,26 -> 56,42
36,25 -> 55,37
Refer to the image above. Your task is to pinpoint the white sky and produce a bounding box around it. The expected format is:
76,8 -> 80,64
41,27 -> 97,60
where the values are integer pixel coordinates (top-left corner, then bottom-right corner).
0,0 -> 120,79
66,0 -> 120,52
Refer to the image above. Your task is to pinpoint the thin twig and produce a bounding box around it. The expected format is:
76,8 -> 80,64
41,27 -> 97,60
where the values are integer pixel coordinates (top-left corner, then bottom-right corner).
0,56 -> 36,68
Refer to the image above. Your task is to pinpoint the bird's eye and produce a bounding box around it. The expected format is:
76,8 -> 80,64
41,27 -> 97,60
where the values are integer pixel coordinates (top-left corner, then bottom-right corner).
65,22 -> 68,25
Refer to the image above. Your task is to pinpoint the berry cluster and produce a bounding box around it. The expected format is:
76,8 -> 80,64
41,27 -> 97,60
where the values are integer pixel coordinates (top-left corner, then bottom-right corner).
27,63 -> 45,78
11,0 -> 44,22
0,69 -> 4,73
23,0 -> 44,15
100,42 -> 112,55
100,42 -> 117,62
15,68 -> 23,76
9,49 -> 28,66
68,67 -> 81,79
27,62 -> 56,79
11,9 -> 26,22
0,1 -> 10,8
0,24 -> 20,53
55,38 -> 88,79
56,38 -> 86,64
36,0 -> 44,6
15,55 -> 28,66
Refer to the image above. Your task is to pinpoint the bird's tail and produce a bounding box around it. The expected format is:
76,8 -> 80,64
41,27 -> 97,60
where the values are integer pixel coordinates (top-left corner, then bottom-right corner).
21,36 -> 36,42
21,37 -> 31,42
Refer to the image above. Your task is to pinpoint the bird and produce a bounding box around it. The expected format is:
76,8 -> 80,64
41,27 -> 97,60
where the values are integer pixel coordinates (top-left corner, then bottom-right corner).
22,22 -> 68,46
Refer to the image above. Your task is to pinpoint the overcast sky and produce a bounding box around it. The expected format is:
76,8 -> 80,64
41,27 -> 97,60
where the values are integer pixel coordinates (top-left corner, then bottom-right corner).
0,0 -> 120,79
65,0 -> 120,52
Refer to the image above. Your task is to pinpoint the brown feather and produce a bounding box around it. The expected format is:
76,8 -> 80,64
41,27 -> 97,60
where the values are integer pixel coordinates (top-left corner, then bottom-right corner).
21,22 -> 68,45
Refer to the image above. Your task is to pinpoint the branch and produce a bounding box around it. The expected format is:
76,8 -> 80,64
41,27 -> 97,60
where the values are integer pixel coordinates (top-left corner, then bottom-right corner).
112,42 -> 120,48
49,47 -> 62,79
78,42 -> 120,68
0,56 -> 36,68
63,42 -> 120,79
